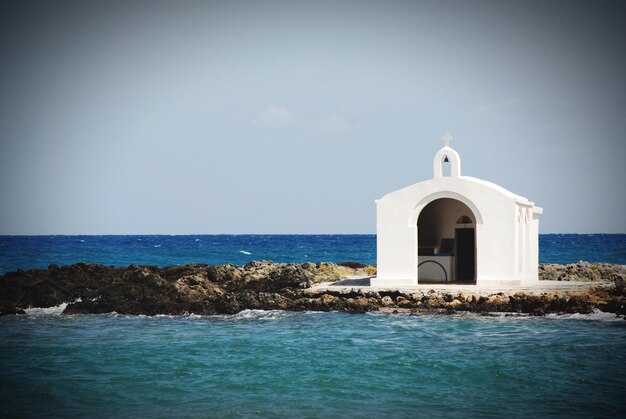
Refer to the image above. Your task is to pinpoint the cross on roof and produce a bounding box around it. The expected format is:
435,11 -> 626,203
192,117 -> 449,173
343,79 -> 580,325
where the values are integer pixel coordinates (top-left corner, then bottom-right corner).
441,132 -> 452,147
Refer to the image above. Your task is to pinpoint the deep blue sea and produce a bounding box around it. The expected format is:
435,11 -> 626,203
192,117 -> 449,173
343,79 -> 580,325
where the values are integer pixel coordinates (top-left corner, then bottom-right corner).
0,234 -> 625,275
1,234 -> 625,418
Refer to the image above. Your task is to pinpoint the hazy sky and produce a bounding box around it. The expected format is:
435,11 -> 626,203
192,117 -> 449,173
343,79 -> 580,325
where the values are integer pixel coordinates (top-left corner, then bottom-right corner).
1,0 -> 625,234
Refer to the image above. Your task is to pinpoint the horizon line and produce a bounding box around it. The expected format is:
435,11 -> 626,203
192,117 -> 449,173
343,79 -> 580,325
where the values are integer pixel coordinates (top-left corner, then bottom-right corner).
1,232 -> 625,236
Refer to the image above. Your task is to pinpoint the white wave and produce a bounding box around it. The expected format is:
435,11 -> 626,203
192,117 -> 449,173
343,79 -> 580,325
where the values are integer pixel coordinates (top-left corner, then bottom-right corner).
23,298 -> 83,316
101,311 -> 290,321
25,302 -> 65,315
229,309 -> 291,321
182,311 -> 323,321
238,250 -> 252,255
79,239 -> 85,243
153,244 -> 162,248
176,310 -> 324,322
546,309 -> 624,322
24,303 -> 68,315
109,312 -> 146,319
367,309 -> 623,322
195,239 -> 200,242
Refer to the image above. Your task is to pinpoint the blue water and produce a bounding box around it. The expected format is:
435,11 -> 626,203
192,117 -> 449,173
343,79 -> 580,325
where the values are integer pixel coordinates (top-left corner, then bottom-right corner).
1,310 -> 624,418
0,234 -> 624,275
1,235 -> 625,417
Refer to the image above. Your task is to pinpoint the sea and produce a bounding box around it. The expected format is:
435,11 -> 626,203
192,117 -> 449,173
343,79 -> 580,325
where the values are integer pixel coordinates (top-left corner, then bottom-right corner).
1,233 -> 625,275
1,234 -> 625,418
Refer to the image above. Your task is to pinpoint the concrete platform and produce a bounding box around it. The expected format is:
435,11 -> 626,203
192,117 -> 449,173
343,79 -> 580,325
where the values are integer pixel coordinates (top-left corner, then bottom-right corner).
307,276 -> 610,297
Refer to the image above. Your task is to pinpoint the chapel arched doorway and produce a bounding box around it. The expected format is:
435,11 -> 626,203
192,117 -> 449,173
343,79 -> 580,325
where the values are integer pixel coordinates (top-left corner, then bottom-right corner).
417,198 -> 477,284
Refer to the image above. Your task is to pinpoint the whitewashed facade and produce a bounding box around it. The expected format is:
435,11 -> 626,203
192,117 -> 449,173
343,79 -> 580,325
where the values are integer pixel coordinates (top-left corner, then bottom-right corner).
371,135 -> 542,287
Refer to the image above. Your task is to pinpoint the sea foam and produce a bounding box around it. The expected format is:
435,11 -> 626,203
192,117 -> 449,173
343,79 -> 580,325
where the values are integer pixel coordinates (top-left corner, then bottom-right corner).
23,298 -> 82,316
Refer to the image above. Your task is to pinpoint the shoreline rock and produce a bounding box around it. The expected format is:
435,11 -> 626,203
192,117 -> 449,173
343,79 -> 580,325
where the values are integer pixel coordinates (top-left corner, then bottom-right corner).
0,261 -> 624,317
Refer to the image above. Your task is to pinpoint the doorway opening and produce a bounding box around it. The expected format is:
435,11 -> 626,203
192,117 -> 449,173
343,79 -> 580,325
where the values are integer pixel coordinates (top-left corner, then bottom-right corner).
417,198 -> 476,284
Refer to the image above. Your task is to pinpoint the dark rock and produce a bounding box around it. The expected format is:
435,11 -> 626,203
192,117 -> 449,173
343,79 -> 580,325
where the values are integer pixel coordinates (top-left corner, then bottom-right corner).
0,307 -> 25,316
1,261 -> 624,317
338,262 -> 368,269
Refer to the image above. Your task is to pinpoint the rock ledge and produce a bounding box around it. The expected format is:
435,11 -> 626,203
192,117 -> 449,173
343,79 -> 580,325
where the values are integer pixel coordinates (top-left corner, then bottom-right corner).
0,261 -> 623,317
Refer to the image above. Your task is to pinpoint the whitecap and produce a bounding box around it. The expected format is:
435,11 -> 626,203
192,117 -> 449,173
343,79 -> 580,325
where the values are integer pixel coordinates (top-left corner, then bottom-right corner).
23,297 -> 82,316
154,244 -> 162,248
546,309 -> 624,322
195,239 -> 200,242
229,309 -> 290,321
24,303 -> 69,316
195,310 -> 323,322
238,250 -> 251,255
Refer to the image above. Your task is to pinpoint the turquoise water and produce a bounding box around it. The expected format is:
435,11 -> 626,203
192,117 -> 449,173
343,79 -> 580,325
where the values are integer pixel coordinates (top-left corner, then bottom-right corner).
1,235 -> 625,417
1,310 -> 625,418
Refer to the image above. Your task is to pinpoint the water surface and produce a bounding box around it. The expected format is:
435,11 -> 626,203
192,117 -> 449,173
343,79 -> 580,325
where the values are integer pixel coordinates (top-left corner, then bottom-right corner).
1,234 -> 624,275
1,310 -> 624,418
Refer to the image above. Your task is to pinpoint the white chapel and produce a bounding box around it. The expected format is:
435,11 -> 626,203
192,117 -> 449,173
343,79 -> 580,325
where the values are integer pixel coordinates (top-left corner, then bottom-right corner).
371,133 -> 543,287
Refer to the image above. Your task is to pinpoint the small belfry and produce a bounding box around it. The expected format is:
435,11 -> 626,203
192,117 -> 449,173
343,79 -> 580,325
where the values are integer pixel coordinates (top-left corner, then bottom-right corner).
371,133 -> 543,287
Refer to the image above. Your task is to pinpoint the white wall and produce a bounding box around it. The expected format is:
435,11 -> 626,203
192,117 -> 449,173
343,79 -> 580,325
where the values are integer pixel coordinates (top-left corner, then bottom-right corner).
372,146 -> 542,287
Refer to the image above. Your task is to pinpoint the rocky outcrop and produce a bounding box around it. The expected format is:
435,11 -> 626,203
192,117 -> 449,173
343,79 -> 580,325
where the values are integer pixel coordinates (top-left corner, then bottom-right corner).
540,261 -> 626,284
0,261 -> 623,316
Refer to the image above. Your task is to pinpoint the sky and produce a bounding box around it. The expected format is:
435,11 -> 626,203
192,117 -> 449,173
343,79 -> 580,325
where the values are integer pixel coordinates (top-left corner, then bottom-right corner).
0,0 -> 625,234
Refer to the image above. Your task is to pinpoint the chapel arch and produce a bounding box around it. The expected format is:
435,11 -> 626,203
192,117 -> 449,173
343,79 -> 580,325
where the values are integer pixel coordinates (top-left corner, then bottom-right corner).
442,155 -> 451,177
417,198 -> 477,284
